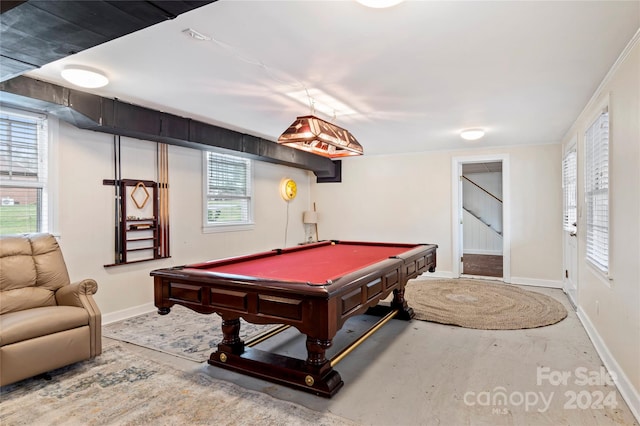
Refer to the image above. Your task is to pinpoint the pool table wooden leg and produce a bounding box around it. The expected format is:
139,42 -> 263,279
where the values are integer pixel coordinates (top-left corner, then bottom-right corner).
305,337 -> 333,366
390,288 -> 415,320
219,317 -> 245,354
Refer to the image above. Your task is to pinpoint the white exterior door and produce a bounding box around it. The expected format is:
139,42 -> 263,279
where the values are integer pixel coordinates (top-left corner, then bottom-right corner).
562,148 -> 578,307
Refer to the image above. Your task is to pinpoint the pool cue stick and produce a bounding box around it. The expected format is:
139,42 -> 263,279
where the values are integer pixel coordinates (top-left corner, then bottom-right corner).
165,143 -> 170,256
161,143 -> 169,257
161,143 -> 166,256
330,309 -> 399,367
158,144 -> 163,257
158,143 -> 168,257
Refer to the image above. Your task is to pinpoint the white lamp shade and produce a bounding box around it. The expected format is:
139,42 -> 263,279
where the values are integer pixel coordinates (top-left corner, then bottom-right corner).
303,211 -> 318,224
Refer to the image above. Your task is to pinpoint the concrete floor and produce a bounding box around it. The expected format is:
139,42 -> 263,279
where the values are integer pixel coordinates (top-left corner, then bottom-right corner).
110,286 -> 638,426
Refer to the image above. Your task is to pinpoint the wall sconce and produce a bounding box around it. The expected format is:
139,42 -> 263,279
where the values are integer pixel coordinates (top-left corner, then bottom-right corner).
303,210 -> 319,243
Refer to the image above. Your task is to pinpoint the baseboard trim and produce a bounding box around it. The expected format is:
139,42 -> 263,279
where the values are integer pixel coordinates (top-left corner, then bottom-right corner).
416,271 -> 454,279
415,273 -> 562,288
102,302 -> 156,325
509,276 -> 563,289
463,250 -> 502,255
577,307 -> 640,423
461,274 -> 504,282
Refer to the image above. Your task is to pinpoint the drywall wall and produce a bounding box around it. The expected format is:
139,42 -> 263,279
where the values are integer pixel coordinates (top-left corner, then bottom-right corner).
311,143 -> 562,285
561,33 -> 639,417
55,121 -> 312,315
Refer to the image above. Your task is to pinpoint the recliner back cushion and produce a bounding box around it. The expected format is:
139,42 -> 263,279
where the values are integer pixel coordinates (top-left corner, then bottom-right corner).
0,237 -> 36,291
30,233 -> 70,290
0,234 -> 70,314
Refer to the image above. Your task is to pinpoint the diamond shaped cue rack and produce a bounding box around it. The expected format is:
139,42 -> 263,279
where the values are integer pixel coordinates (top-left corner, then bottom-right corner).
103,139 -> 170,267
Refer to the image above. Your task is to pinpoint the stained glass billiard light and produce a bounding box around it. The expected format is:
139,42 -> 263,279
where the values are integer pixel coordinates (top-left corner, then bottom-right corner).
277,115 -> 364,158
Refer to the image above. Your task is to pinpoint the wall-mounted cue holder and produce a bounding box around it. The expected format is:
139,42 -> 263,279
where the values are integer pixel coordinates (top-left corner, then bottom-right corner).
103,178 -> 170,267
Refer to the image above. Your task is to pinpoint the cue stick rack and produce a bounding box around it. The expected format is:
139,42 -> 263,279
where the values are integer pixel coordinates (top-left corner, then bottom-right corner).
103,141 -> 170,267
103,179 -> 167,266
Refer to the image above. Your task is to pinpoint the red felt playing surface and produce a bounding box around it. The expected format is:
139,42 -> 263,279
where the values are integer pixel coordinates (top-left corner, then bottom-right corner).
188,243 -> 418,284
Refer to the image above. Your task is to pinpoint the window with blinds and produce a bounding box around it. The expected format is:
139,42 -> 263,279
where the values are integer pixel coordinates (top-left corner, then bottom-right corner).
205,151 -> 252,226
584,109 -> 609,274
562,150 -> 577,233
0,108 -> 49,234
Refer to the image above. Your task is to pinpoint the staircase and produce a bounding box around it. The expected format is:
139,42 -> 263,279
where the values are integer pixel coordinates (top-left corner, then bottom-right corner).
463,206 -> 502,236
462,175 -> 503,254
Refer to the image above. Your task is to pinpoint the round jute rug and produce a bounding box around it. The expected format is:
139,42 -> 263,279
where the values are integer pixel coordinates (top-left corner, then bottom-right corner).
405,279 -> 568,330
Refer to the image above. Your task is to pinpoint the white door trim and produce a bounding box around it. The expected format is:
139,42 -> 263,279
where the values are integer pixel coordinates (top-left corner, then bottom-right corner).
452,154 -> 511,282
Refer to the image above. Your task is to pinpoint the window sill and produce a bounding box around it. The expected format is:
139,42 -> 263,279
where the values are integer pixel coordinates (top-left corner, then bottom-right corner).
202,223 -> 255,234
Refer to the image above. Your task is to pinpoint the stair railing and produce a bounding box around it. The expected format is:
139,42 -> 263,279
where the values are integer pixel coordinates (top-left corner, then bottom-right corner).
462,176 -> 502,203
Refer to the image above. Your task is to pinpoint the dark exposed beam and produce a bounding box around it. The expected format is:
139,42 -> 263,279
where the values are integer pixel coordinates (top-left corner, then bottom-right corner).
0,76 -> 338,179
0,1 -> 215,81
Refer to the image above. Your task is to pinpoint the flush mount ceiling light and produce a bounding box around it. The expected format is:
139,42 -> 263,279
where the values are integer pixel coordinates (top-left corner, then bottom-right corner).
61,65 -> 109,88
278,115 -> 363,158
460,129 -> 486,141
356,0 -> 404,8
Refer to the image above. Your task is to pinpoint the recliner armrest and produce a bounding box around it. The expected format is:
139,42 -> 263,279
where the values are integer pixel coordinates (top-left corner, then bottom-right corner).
54,278 -> 102,356
55,279 -> 98,308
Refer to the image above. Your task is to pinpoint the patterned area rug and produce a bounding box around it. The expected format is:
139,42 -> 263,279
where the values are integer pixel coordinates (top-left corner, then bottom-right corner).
406,279 -> 568,330
0,343 -> 354,425
103,305 -> 279,362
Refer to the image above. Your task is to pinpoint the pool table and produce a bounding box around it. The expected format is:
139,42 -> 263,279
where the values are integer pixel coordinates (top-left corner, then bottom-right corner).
151,240 -> 437,397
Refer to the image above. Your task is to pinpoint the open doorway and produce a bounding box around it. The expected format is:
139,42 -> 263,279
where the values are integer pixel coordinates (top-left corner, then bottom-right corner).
452,155 -> 511,282
461,162 -> 503,277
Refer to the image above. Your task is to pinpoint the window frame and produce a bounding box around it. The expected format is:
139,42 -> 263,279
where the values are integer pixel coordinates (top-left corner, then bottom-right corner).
584,106 -> 610,277
202,150 -> 254,233
0,106 -> 57,235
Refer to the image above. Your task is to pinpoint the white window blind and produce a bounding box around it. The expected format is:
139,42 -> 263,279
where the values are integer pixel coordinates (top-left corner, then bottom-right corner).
585,109 -> 609,273
205,152 -> 252,226
0,108 -> 49,234
562,150 -> 577,233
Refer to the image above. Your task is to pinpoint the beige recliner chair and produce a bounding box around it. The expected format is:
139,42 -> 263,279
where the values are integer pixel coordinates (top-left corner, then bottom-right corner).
0,233 -> 101,386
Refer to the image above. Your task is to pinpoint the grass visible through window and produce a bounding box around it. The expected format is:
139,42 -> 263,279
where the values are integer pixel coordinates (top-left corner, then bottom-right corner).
0,204 -> 38,234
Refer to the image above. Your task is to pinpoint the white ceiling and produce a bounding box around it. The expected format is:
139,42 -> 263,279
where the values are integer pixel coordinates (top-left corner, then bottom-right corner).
26,0 -> 639,156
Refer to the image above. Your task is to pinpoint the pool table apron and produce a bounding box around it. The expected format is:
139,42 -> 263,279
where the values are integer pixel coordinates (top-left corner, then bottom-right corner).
152,244 -> 437,397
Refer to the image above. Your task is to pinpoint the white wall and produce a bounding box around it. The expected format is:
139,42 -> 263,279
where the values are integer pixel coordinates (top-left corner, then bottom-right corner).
463,171 -> 503,233
54,121 -> 313,316
561,32 -> 640,418
462,210 -> 503,255
311,143 -> 562,285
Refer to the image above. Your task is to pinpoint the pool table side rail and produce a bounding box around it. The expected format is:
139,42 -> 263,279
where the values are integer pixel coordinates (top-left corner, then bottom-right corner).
151,244 -> 437,337
153,241 -> 433,288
